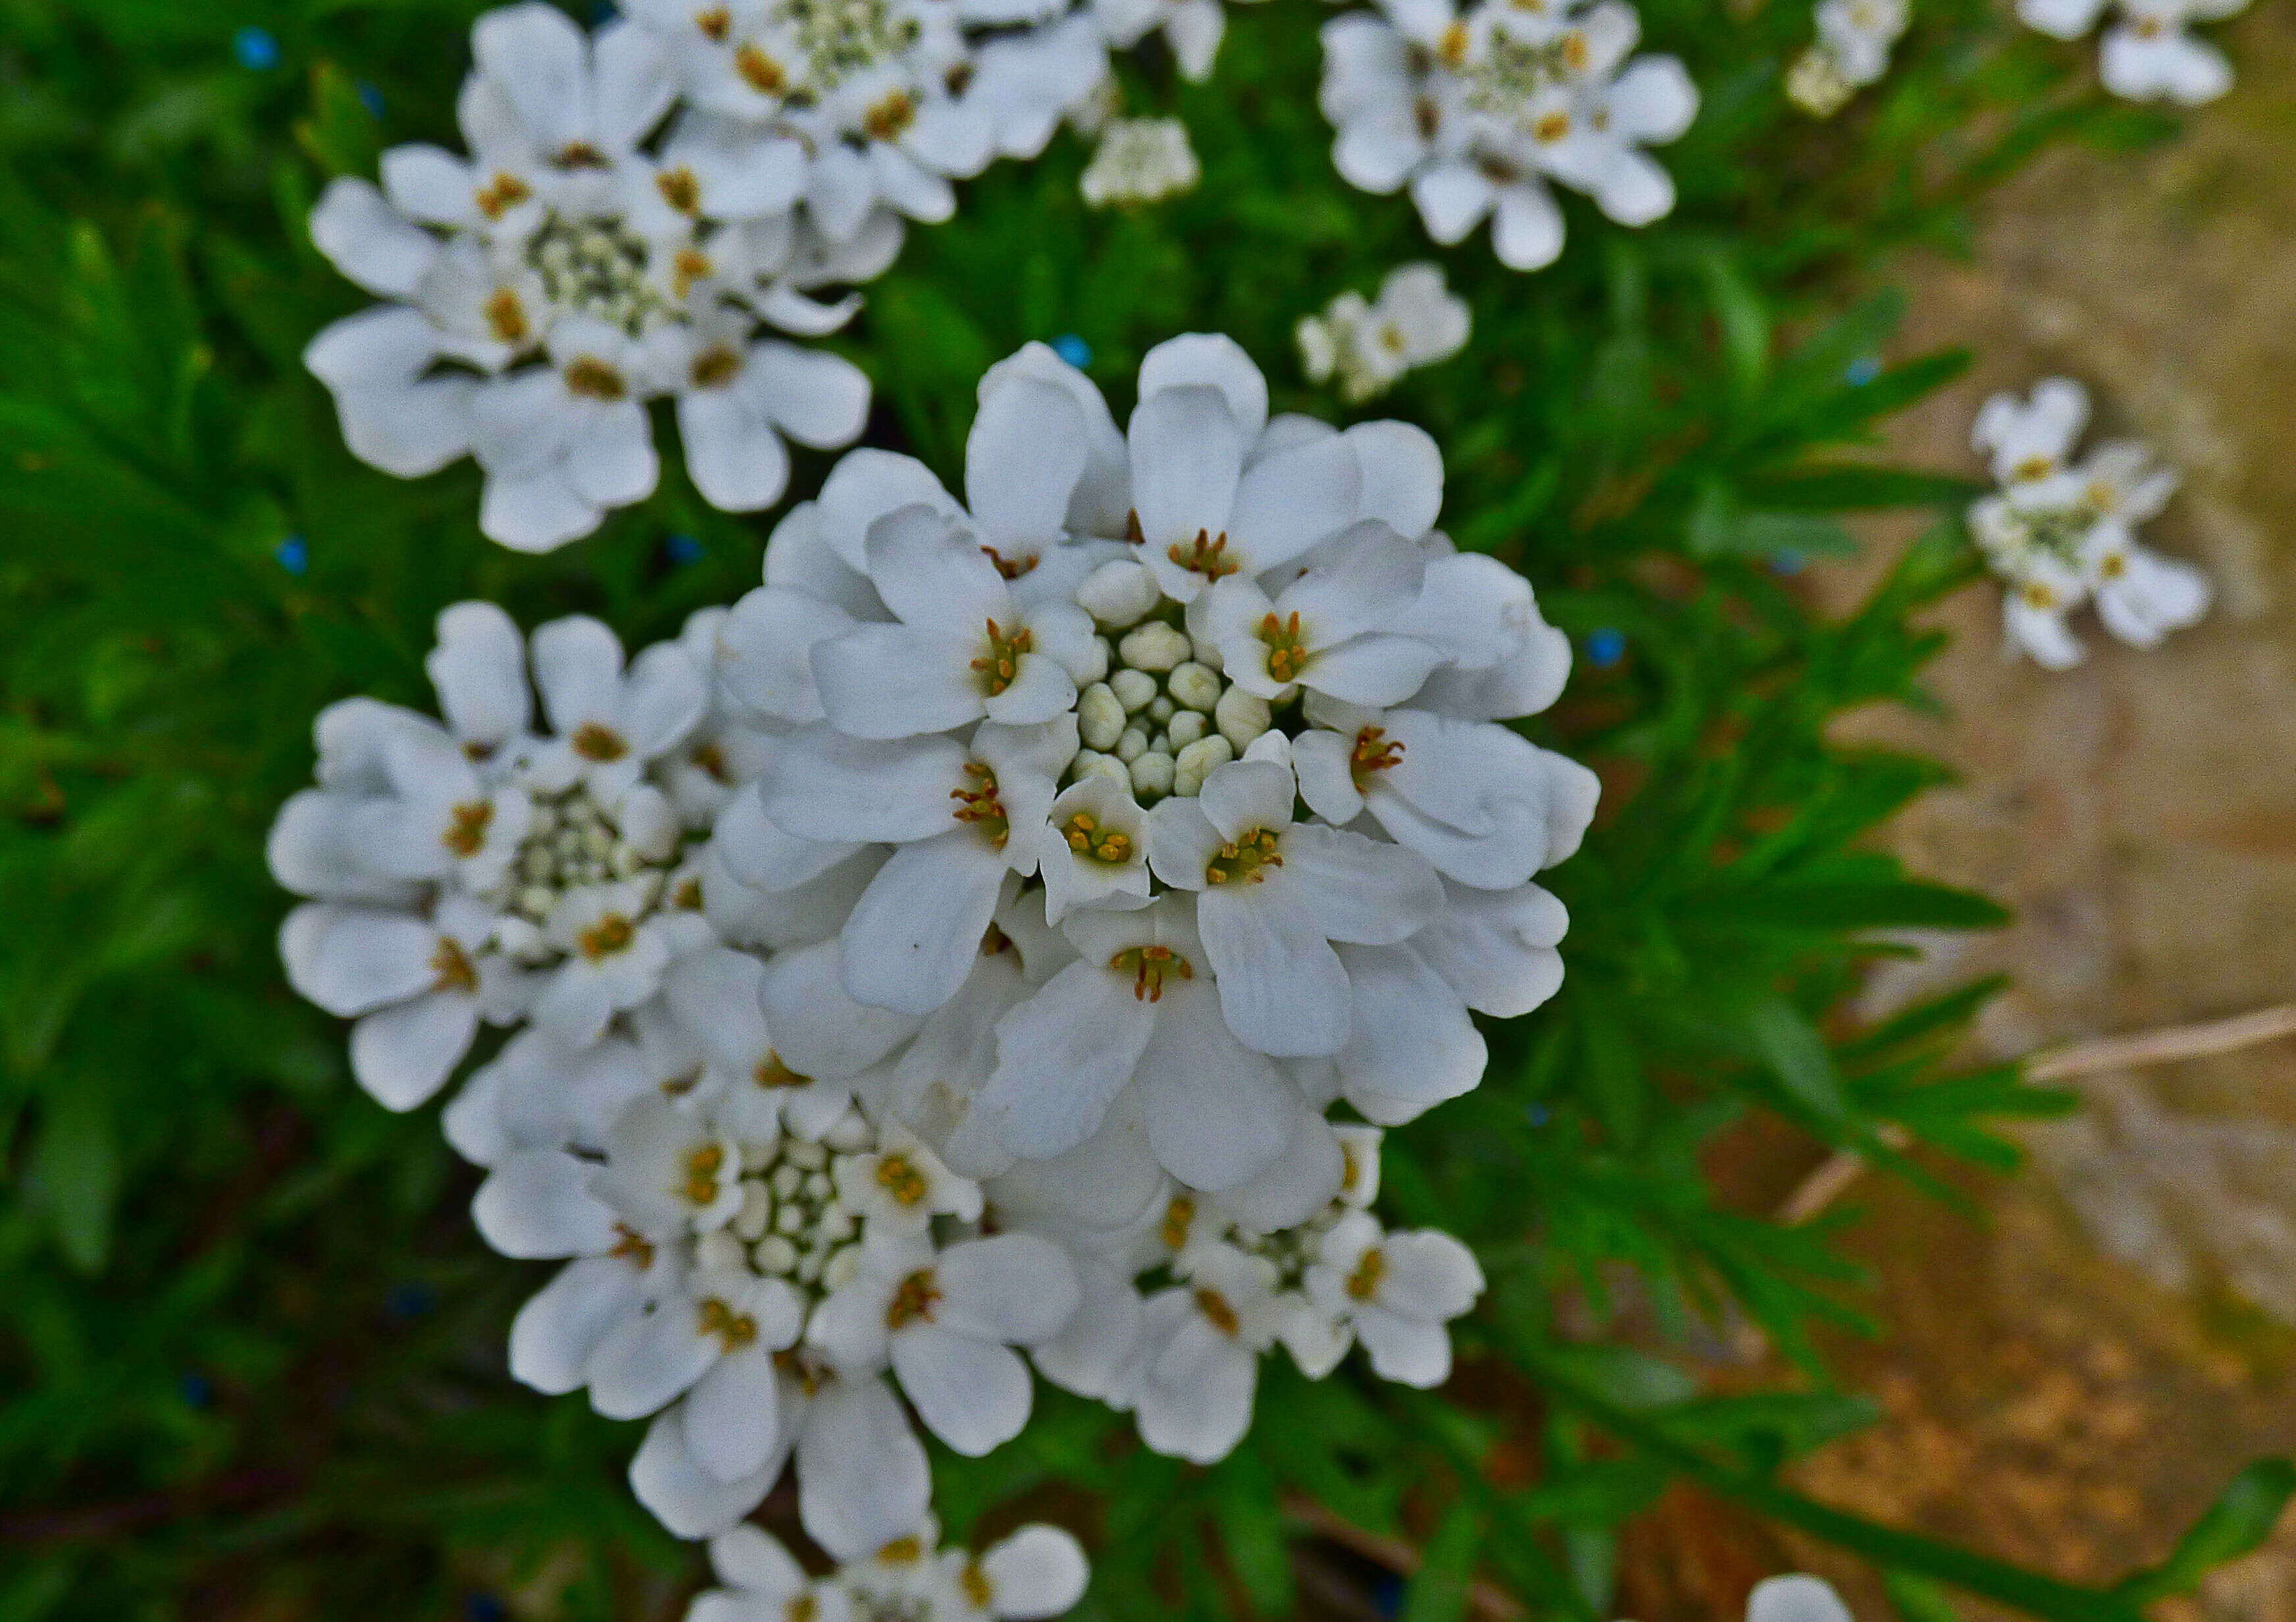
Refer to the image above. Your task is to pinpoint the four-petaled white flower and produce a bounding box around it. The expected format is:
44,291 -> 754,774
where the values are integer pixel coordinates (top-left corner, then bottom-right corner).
687,1518 -> 1090,1622
1320,0 -> 1699,269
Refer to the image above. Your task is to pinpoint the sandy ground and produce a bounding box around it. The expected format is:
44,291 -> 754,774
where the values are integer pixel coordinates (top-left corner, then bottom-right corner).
1734,6 -> 2296,1618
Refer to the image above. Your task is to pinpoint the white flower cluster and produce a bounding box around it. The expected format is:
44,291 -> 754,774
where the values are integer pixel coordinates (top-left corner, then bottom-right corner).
1967,377 -> 2210,670
2017,0 -> 2249,105
1297,263 -> 1471,404
1785,0 -> 1909,117
1318,0 -> 1699,270
689,1517 -> 1088,1622
1080,117 -> 1202,208
270,333 -> 1591,1564
306,3 -> 886,552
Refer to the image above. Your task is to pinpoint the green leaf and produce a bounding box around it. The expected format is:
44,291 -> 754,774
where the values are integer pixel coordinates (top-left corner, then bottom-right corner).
1748,998 -> 1848,1122
2114,1459 -> 2296,1604
1884,1571 -> 1966,1621
32,1088 -> 119,1273
1680,880 -> 2011,933
1401,1505 -> 1482,1622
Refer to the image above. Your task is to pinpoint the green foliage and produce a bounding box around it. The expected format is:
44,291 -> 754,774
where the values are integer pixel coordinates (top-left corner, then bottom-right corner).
0,0 -> 2264,1618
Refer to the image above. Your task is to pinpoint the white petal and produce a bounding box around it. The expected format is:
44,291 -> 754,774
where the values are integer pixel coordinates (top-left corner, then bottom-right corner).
1491,182 -> 1566,270
839,832 -> 1012,1015
309,178 -> 437,299
968,376 -> 1091,549
796,1377 -> 932,1561
1607,57 -> 1699,142
812,624 -> 985,738
1334,111 -> 1428,194
892,1324 -> 1033,1455
1129,385 -> 1244,554
587,1298 -> 718,1419
351,992 -> 479,1110
1748,1575 -> 1855,1622
1218,1109 -> 1344,1231
1137,334 -> 1269,444
1352,1305 -> 1452,1386
280,904 -> 437,1016
708,1523 -> 808,1600
683,1343 -> 784,1482
510,1256 -> 643,1393
1335,943 -> 1485,1124
1135,1319 -> 1256,1463
1226,433 -> 1363,575
1135,992 -> 1298,1186
629,1407 -> 780,1541
1198,885 -> 1352,1058
1410,162 -> 1495,245
1380,1229 -> 1485,1319
760,938 -> 925,1079
981,960 -> 1158,1159
756,726 -> 969,844
680,388 -> 790,514
480,464 -> 601,554
980,1527 -> 1090,1618
935,1233 -> 1081,1343
473,1149 -> 620,1258
1281,823 -> 1443,944
751,343 -> 872,448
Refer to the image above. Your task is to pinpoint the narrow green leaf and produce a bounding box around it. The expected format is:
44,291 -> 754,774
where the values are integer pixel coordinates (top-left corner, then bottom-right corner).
1748,998 -> 1848,1122
2114,1459 -> 2296,1603
1885,1570 -> 1966,1621
33,1089 -> 119,1273
1401,1505 -> 1481,1622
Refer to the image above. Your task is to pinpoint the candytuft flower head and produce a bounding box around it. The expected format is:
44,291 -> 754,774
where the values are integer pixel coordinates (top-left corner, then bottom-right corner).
1318,0 -> 1699,269
303,2 -> 873,550
1081,117 -> 1202,208
2016,0 -> 2249,104
1967,377 -> 2210,669
1297,263 -> 1470,404
688,1517 -> 1090,1622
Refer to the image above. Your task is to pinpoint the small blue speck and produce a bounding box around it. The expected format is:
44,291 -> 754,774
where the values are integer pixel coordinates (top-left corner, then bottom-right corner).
1771,548 -> 1805,576
386,1281 -> 437,1320
356,80 -> 386,118
274,533 -> 307,575
1586,628 -> 1626,670
1050,334 -> 1092,370
665,532 -> 704,566
1845,355 -> 1882,387
1372,1572 -> 1406,1619
180,1372 -> 215,1408
1525,1102 -> 1551,1127
466,1595 -> 508,1622
233,26 -> 279,70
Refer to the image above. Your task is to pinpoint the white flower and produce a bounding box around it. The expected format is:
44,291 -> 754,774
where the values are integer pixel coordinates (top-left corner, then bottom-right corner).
2017,0 -> 2246,103
1146,758 -> 1445,1057
1746,1575 -> 1853,1622
1120,1241 -> 1289,1463
1788,0 -> 1908,113
1080,117 -> 1202,207
304,3 -> 872,549
692,1518 -> 1088,1622
1966,379 -> 2210,668
1297,263 -> 1470,404
1302,1209 -> 1483,1385
1319,0 -> 1699,269
1090,0 -> 1241,80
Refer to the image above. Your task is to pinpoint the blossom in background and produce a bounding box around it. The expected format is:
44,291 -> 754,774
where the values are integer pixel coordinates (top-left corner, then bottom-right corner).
1088,0 -> 1258,81
1297,263 -> 1470,402
1746,1575 -> 1854,1622
1786,0 -> 1909,117
688,1518 -> 1089,1622
2016,0 -> 2248,103
1081,117 -> 1202,207
1967,377 -> 2210,669
1318,0 -> 1698,270
303,3 -> 874,550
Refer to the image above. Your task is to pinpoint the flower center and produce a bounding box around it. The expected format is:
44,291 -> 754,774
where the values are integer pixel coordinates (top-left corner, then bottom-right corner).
1167,529 -> 1239,582
1461,30 -> 1590,131
876,1153 -> 929,1206
1195,1287 -> 1241,1338
685,1143 -> 727,1204
949,761 -> 1011,848
971,618 -> 1033,697
1161,1195 -> 1196,1250
1258,610 -> 1309,683
959,1564 -> 994,1609
774,0 -> 924,98
863,90 -> 917,141
1063,812 -> 1133,865
484,288 -> 530,344
698,1295 -> 759,1350
1349,727 -> 1405,790
525,213 -> 668,336
572,722 -> 628,761
474,171 -> 533,220
691,343 -> 743,389
1345,1246 -> 1387,1301
577,912 -> 635,960
442,799 -> 495,856
564,357 -> 627,400
431,936 -> 479,994
1110,943 -> 1192,1002
2012,454 -> 2057,482
1204,828 -> 1284,886
656,166 -> 702,215
884,1266 -> 942,1328
612,1224 -> 656,1266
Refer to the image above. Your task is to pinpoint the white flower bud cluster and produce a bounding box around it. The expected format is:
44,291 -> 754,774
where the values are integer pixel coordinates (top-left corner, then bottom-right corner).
1967,377 -> 2210,670
269,333 -> 1595,1574
1080,116 -> 1202,208
1786,0 -> 1908,117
